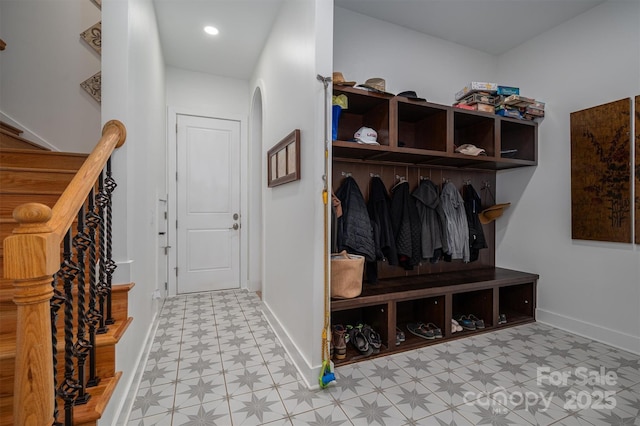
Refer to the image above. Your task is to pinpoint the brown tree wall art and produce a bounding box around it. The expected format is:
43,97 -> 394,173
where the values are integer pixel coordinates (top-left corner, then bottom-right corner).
570,98 -> 632,243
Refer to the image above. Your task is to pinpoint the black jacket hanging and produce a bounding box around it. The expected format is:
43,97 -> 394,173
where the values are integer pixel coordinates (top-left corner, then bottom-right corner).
335,176 -> 376,262
390,181 -> 421,270
366,177 -> 398,283
463,183 -> 488,262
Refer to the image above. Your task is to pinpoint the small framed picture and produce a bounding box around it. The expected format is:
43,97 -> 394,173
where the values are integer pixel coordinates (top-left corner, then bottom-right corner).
267,129 -> 300,187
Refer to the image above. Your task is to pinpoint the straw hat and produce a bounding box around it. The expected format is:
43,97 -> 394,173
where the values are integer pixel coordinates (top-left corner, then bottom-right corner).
332,72 -> 356,86
357,77 -> 394,95
479,203 -> 511,224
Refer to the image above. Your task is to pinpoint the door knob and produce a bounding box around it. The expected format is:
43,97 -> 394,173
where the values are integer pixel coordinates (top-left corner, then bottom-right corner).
233,213 -> 239,220
230,223 -> 239,230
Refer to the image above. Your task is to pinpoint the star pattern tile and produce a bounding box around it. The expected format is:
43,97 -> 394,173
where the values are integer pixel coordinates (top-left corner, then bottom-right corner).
125,290 -> 640,426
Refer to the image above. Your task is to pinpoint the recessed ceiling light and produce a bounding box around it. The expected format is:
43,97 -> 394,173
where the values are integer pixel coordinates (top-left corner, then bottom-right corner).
204,26 -> 219,36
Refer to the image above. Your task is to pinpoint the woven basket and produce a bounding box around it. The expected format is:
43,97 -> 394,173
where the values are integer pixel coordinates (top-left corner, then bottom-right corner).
331,251 -> 364,299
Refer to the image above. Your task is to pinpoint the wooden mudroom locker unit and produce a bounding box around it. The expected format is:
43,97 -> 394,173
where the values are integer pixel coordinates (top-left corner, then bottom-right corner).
330,84 -> 539,366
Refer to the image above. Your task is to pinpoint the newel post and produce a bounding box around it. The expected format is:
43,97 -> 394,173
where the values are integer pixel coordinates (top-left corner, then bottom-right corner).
4,203 -> 58,426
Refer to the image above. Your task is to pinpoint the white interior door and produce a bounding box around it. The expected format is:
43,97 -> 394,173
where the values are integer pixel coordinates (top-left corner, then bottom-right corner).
176,114 -> 241,293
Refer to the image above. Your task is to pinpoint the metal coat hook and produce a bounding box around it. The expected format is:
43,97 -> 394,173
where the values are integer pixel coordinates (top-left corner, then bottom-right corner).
342,171 -> 352,177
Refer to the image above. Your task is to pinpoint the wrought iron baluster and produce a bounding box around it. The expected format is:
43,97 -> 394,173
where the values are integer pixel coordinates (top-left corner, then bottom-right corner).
86,187 -> 102,387
72,206 -> 92,405
57,231 -> 81,426
50,275 -> 65,426
96,172 -> 109,334
104,158 -> 117,325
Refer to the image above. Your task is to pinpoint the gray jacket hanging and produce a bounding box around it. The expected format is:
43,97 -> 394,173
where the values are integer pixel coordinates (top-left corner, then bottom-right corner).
412,179 -> 449,261
441,182 -> 470,262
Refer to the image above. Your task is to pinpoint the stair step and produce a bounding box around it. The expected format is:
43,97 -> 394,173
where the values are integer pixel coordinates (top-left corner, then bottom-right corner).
0,123 -> 23,137
0,193 -> 60,218
0,129 -> 49,151
0,148 -> 87,170
73,371 -> 122,426
0,314 -> 132,426
0,282 -> 134,340
0,167 -> 77,194
0,372 -> 123,426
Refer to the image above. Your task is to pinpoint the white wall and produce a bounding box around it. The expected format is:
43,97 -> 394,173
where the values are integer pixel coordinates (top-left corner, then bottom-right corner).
495,0 -> 640,354
333,7 -> 498,106
102,0 -> 167,423
250,0 -> 333,387
166,66 -> 249,116
0,0 -> 101,152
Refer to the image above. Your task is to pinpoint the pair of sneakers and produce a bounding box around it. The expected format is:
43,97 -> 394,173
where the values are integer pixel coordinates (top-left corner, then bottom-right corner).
407,322 -> 443,339
346,323 -> 381,356
455,314 -> 485,331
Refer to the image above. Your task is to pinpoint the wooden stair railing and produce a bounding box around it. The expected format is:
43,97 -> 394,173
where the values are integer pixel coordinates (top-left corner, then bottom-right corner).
3,120 -> 126,426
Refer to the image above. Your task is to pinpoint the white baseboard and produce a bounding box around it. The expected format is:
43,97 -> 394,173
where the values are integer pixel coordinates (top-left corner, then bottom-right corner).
537,308 -> 640,356
261,301 -> 323,390
112,305 -> 162,425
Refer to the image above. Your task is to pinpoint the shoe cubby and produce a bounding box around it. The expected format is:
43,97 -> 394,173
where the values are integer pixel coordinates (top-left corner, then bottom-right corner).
499,119 -> 537,162
333,86 -> 391,147
498,282 -> 536,326
452,288 -> 494,331
331,268 -> 538,365
453,110 -> 496,157
395,296 -> 445,347
331,303 -> 390,364
394,99 -> 448,152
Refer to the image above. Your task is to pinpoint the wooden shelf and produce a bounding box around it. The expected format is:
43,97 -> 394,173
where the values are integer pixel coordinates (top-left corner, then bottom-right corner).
332,86 -> 538,169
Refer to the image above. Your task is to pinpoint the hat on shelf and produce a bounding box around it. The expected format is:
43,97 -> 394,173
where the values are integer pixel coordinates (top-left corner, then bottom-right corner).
354,126 -> 379,145
357,78 -> 394,95
397,90 -> 426,102
332,94 -> 348,109
479,203 -> 511,224
455,143 -> 486,156
333,72 -> 356,87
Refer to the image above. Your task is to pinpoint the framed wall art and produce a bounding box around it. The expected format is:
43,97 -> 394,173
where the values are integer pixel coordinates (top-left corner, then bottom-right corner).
570,98 -> 632,243
268,129 -> 300,188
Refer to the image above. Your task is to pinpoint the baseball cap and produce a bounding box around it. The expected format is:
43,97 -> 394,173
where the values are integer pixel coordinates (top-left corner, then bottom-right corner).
455,144 -> 486,156
354,127 -> 379,145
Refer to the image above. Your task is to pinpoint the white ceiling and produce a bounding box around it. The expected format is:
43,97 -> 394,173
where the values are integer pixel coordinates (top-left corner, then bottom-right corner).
153,0 -> 606,79
153,0 -> 283,79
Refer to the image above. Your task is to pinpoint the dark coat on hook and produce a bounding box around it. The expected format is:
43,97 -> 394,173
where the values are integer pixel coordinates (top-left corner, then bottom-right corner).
335,176 -> 376,262
366,177 -> 398,282
390,181 -> 421,269
463,184 -> 488,262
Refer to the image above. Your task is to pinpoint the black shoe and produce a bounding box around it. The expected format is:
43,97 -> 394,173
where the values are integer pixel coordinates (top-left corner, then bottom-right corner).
362,324 -> 381,354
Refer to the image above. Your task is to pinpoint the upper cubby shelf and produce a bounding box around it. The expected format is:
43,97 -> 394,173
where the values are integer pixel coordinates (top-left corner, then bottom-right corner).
332,86 -> 538,170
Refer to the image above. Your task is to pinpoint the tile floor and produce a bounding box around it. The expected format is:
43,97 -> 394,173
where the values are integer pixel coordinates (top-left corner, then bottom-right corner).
127,289 -> 640,425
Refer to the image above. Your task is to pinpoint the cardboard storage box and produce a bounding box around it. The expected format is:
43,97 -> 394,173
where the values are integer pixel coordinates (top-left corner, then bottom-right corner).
455,81 -> 498,100
460,92 -> 498,106
496,105 -> 523,119
503,95 -> 535,107
497,86 -> 520,96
